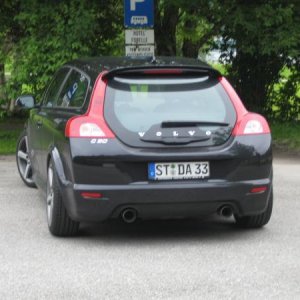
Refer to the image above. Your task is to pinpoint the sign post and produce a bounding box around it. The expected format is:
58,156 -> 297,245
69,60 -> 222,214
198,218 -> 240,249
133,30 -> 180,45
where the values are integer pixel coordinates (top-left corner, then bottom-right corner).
124,0 -> 155,57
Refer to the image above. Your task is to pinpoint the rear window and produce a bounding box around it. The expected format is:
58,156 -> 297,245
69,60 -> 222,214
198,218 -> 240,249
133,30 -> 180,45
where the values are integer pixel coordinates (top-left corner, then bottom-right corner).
105,76 -> 236,134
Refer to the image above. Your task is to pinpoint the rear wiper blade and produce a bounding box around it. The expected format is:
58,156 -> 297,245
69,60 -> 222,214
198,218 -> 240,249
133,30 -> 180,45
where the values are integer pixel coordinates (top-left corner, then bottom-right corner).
161,121 -> 229,128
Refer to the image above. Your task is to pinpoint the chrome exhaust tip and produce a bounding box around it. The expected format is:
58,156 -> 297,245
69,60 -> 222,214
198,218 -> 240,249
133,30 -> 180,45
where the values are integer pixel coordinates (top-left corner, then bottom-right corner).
121,208 -> 138,224
218,206 -> 233,218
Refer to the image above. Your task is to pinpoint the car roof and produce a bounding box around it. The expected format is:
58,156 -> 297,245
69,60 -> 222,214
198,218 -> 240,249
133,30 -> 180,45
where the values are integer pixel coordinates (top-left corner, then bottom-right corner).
65,56 -> 217,82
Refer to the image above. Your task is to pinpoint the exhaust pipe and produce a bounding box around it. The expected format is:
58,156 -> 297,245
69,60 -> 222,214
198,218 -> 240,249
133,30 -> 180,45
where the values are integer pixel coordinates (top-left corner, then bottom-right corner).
218,205 -> 233,218
121,208 -> 137,224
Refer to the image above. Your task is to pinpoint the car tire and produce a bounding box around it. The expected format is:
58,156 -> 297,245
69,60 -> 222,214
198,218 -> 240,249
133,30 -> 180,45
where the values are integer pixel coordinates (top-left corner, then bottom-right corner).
46,160 -> 79,237
16,130 -> 36,188
234,188 -> 273,228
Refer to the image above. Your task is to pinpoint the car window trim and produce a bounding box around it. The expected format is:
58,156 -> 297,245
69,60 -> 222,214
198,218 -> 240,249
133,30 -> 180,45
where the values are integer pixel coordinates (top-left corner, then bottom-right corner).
51,66 -> 91,111
41,66 -> 91,111
41,67 -> 72,108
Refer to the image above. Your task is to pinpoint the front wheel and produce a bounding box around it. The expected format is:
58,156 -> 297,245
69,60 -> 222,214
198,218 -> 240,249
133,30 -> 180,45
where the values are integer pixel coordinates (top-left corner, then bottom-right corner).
234,188 -> 273,228
16,130 -> 36,188
46,160 -> 79,237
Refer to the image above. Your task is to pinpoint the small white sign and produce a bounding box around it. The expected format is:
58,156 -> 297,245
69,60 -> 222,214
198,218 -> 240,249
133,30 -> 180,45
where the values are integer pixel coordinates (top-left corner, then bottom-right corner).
126,45 -> 155,57
125,29 -> 154,45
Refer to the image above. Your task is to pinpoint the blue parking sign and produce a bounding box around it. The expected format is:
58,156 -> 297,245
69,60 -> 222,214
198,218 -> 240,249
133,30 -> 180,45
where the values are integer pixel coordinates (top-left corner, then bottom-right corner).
124,0 -> 154,28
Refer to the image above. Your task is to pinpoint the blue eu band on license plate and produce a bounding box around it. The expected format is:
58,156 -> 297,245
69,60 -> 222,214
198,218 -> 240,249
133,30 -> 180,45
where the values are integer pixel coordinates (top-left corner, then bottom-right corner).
148,162 -> 210,180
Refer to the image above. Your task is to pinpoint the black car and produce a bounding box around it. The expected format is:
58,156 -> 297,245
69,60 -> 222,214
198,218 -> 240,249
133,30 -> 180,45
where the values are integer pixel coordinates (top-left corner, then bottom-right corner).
16,56 -> 273,236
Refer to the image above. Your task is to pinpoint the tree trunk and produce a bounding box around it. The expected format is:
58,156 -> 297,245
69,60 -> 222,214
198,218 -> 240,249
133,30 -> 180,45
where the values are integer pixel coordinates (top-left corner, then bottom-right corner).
182,39 -> 199,58
229,51 -> 283,114
0,63 -> 7,109
0,63 -> 4,85
182,17 -> 199,58
154,1 -> 179,56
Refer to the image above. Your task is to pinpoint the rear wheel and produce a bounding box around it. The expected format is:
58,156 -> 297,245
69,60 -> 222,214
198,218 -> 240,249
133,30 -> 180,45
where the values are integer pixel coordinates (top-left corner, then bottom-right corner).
234,189 -> 273,228
46,160 -> 79,237
16,131 -> 36,188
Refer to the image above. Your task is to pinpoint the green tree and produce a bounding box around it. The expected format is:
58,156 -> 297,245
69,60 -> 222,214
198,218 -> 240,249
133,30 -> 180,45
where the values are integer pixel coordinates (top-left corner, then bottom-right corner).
154,0 -> 180,56
218,1 -> 300,116
0,0 -> 22,115
1,0 -> 123,105
1,0 -> 299,121
154,0 -> 300,119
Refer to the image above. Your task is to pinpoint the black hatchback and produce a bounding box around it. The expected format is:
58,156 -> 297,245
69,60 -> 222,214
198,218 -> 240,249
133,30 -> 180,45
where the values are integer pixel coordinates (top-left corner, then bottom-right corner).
16,57 -> 273,236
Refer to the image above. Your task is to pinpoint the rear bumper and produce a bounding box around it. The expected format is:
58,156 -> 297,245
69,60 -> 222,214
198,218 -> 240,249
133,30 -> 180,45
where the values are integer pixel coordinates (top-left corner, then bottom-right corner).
59,178 -> 272,222
52,134 -> 273,222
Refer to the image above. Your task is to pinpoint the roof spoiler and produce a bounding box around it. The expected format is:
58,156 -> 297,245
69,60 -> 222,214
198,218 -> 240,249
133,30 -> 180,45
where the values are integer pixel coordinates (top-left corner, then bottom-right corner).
102,66 -> 221,79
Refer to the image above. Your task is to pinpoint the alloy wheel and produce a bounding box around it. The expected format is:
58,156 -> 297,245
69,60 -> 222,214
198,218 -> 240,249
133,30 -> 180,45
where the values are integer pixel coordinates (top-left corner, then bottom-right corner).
17,135 -> 34,185
46,165 -> 54,227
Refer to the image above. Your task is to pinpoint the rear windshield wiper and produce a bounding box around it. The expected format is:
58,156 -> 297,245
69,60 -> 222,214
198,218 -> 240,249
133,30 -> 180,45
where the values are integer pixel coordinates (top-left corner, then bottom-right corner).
161,121 -> 229,128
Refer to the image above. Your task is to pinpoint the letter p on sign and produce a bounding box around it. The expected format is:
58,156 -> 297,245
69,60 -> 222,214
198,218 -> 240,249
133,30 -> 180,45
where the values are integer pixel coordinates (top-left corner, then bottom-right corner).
124,0 -> 154,28
130,0 -> 144,11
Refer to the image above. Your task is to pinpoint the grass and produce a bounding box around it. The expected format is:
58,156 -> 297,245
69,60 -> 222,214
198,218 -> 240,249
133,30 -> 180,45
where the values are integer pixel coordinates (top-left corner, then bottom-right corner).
271,122 -> 300,152
0,129 -> 22,155
0,119 -> 24,155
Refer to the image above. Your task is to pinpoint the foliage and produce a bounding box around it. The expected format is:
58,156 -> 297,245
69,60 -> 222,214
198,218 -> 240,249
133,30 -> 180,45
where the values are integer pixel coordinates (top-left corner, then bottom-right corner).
1,0 -> 123,104
0,0 -> 299,121
269,66 -> 300,121
218,1 -> 300,117
155,0 -> 300,120
0,129 -> 21,155
271,122 -> 300,151
0,117 -> 25,154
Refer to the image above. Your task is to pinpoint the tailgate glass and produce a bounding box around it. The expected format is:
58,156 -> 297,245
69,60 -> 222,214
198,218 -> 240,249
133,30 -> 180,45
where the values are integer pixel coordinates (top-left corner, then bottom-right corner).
105,76 -> 236,147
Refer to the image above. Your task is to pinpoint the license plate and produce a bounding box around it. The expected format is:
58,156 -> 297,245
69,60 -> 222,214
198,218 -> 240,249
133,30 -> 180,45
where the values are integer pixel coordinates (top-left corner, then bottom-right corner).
148,161 -> 210,180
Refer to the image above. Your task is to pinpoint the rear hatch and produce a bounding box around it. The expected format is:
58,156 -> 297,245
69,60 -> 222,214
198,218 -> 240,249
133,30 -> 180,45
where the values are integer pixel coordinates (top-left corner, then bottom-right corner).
69,66 -> 271,185
104,69 -> 236,148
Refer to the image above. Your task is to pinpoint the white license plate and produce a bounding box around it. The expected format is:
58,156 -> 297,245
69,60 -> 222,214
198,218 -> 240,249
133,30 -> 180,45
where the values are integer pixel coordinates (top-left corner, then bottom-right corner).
148,161 -> 210,180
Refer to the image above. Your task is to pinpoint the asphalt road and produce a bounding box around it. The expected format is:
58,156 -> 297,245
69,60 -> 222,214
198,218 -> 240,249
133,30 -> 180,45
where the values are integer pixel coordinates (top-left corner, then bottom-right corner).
0,155 -> 299,299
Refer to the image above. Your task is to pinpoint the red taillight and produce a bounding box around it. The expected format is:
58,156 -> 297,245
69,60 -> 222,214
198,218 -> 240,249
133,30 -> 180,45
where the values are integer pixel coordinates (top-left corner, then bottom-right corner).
219,77 -> 270,136
65,72 -> 115,138
232,113 -> 270,136
81,192 -> 102,199
65,116 -> 115,138
250,187 -> 267,194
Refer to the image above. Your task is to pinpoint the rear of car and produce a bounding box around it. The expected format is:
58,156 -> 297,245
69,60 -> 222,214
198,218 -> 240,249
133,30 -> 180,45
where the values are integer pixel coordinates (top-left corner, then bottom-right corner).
59,62 -> 272,234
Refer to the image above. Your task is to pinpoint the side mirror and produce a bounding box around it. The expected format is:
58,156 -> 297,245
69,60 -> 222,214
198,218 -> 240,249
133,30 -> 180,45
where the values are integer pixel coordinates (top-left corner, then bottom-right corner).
15,95 -> 36,109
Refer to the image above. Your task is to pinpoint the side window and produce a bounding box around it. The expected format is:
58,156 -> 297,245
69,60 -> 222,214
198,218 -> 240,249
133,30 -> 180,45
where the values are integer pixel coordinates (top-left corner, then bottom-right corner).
57,70 -> 89,108
43,68 -> 70,107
